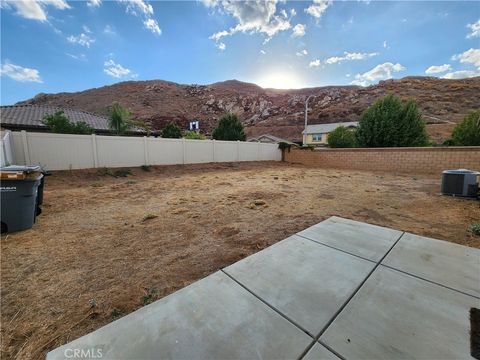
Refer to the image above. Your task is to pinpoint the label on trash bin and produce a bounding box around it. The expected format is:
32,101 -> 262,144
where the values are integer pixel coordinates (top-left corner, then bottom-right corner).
1,186 -> 17,192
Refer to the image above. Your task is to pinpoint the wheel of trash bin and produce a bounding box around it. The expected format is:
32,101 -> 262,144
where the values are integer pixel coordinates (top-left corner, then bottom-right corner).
1,222 -> 7,234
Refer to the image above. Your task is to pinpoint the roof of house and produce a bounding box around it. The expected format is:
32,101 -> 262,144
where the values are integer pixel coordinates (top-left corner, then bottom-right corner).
247,134 -> 294,143
303,121 -> 359,135
0,105 -> 111,131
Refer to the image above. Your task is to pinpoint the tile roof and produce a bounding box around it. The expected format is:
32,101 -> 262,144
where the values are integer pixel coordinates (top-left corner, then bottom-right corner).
303,121 -> 359,135
0,105 -> 110,131
247,134 -> 294,143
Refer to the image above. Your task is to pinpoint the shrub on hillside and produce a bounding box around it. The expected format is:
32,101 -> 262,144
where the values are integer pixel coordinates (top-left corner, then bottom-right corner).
161,122 -> 182,138
328,126 -> 357,148
212,113 -> 246,141
43,111 -> 94,134
184,131 -> 206,140
357,94 -> 428,147
450,111 -> 480,146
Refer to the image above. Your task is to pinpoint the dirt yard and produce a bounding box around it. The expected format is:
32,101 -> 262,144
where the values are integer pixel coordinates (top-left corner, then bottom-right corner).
1,161 -> 479,359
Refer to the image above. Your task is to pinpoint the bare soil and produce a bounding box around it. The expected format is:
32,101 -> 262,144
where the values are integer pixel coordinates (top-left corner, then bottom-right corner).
1,162 -> 479,359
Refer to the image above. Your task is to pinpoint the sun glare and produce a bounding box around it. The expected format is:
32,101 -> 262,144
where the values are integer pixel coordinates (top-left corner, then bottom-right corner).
256,72 -> 304,89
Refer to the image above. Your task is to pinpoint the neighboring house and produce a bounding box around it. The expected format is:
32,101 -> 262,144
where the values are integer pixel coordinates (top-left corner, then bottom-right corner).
303,121 -> 358,146
247,134 -> 294,144
0,105 -> 136,135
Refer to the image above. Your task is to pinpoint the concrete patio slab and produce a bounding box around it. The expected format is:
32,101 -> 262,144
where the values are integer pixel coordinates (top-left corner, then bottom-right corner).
320,266 -> 479,359
303,343 -> 341,360
297,216 -> 402,262
382,232 -> 480,297
46,271 -> 312,360
224,235 -> 374,336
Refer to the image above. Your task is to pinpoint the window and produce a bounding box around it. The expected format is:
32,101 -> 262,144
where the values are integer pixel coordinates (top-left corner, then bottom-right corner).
312,133 -> 322,141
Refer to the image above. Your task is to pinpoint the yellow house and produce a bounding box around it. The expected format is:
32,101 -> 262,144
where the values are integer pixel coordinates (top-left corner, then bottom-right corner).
303,121 -> 359,146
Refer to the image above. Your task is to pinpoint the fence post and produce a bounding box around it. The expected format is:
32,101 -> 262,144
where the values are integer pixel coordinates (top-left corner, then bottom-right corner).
21,130 -> 31,165
212,139 -> 216,162
91,134 -> 98,168
182,138 -> 186,164
257,141 -> 261,161
237,140 -> 240,162
143,136 -> 149,165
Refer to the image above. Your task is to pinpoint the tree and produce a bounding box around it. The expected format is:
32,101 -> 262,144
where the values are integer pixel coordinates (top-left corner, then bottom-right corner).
450,111 -> 480,146
161,122 -> 182,138
184,131 -> 206,140
212,113 -> 246,141
43,111 -> 94,134
109,103 -> 132,135
327,126 -> 357,148
356,94 -> 428,147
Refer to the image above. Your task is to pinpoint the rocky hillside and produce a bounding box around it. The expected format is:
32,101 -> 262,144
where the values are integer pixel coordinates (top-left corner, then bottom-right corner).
16,76 -> 480,143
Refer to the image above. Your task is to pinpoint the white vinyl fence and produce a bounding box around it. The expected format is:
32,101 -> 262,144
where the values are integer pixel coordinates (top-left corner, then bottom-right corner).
8,131 -> 281,171
1,130 -> 14,167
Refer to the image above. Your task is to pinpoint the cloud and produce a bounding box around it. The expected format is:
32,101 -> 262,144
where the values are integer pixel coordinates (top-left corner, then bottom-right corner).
292,23 -> 306,37
260,49 -> 266,55
67,33 -> 95,47
305,0 -> 331,19
143,18 -> 161,35
442,69 -> 480,79
290,8 -> 296,16
2,0 -> 69,22
383,40 -> 388,49
296,49 -> 308,57
216,42 -> 226,51
0,61 -> 42,83
120,0 -> 161,36
309,59 -> 321,67
103,25 -> 116,35
206,0 -> 291,45
325,51 -> 379,64
351,62 -> 405,86
425,64 -> 451,74
66,53 -> 87,61
467,19 -> 480,39
451,48 -> 480,68
82,25 -> 92,33
103,59 -> 132,78
87,0 -> 102,8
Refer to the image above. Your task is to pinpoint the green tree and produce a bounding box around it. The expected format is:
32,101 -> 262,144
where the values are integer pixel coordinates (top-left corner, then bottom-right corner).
357,94 -> 428,147
43,111 -> 94,134
450,111 -> 480,146
212,113 -> 246,141
327,126 -> 357,148
184,131 -> 206,140
161,122 -> 182,138
109,103 -> 132,135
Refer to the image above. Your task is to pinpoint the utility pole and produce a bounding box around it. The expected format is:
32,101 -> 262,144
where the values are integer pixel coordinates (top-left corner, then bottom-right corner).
303,95 -> 315,146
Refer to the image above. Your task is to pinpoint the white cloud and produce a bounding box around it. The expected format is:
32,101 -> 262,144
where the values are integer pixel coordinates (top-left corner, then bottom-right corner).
260,49 -> 266,55
2,0 -> 69,22
442,69 -> 480,79
1,61 -> 42,83
305,0 -> 331,19
67,33 -> 95,48
206,0 -> 291,45
292,23 -> 306,37
383,40 -> 388,49
290,8 -> 296,17
82,25 -> 92,33
66,53 -> 87,61
103,25 -> 116,35
216,42 -> 226,51
103,59 -> 132,78
87,0 -> 102,8
280,9 -> 287,18
325,51 -> 379,64
452,48 -> 480,68
296,49 -> 308,57
144,18 -> 161,35
467,19 -> 480,39
309,59 -> 321,67
425,64 -> 451,74
351,62 -> 405,86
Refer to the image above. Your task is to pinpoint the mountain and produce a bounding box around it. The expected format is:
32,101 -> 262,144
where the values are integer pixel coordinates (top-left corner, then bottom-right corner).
16,76 -> 480,143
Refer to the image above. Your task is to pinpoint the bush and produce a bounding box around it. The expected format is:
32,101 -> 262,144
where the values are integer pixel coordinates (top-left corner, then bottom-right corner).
43,111 -> 94,134
109,103 -> 132,135
184,131 -> 206,140
357,94 -> 428,147
161,122 -> 182,138
328,126 -> 357,148
212,113 -> 246,141
450,111 -> 480,146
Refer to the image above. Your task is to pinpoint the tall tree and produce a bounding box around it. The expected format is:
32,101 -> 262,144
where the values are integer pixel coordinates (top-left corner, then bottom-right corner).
450,111 -> 480,146
212,113 -> 246,141
109,103 -> 132,135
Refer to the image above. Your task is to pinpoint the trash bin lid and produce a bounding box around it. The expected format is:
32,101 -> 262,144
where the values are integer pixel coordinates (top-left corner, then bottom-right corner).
1,165 -> 41,173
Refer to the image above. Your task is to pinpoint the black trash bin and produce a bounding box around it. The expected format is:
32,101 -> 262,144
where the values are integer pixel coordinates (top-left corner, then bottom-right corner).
1,166 -> 43,233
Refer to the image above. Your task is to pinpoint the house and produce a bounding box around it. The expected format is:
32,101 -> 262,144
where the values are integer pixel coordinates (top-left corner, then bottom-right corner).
247,134 -> 294,144
303,121 -> 358,146
0,105 -> 124,134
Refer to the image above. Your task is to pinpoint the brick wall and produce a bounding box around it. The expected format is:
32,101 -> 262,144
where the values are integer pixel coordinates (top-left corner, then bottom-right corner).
284,147 -> 480,174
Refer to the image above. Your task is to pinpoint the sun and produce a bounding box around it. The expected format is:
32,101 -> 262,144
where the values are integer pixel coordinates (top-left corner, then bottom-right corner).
256,72 -> 304,89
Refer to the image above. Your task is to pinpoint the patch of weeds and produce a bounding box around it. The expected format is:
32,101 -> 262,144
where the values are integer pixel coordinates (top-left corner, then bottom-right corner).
111,308 -> 123,320
142,287 -> 158,305
141,165 -> 151,172
142,213 -> 158,222
88,298 -> 97,309
90,182 -> 104,188
104,168 -> 132,178
470,223 -> 480,236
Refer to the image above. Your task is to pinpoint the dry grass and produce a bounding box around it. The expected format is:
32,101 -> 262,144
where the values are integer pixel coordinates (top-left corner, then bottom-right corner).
1,161 -> 479,359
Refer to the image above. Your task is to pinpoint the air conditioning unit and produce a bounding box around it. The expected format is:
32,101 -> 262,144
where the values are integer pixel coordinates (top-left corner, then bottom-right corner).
441,169 -> 479,197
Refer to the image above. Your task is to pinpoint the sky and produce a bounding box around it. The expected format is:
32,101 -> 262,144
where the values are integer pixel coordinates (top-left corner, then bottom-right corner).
0,0 -> 479,105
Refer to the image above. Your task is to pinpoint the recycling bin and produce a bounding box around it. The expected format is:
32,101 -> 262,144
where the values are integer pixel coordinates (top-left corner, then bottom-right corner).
1,165 -> 43,233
